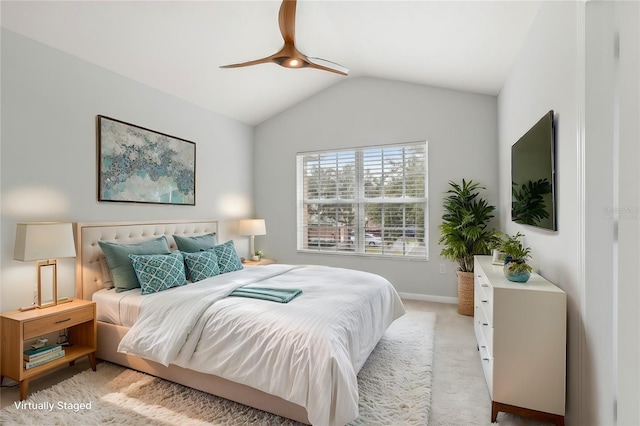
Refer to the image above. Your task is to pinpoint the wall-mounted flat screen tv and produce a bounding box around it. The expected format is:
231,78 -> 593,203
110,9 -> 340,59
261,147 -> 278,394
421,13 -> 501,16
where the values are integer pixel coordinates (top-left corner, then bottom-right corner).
511,110 -> 556,231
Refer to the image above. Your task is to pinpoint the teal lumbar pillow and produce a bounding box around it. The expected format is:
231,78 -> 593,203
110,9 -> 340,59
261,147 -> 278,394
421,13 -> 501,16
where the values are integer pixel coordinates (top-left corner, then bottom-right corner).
128,251 -> 187,295
182,251 -> 220,282
173,233 -> 218,253
98,236 -> 171,293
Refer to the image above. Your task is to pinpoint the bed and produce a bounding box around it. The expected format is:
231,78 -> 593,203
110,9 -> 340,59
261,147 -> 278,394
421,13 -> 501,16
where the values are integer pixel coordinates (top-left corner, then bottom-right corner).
75,220 -> 405,426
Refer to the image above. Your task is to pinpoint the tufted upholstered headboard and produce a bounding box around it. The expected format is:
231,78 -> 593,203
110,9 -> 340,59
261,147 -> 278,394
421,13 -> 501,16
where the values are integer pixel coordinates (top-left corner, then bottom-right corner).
75,220 -> 218,301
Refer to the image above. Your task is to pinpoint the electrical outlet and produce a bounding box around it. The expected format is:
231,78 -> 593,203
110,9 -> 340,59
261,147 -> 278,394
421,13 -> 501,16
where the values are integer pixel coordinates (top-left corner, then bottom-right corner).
439,263 -> 446,274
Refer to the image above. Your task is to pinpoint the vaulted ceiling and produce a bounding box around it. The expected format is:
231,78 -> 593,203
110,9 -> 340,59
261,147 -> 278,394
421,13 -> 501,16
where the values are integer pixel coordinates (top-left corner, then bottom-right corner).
1,1 -> 541,125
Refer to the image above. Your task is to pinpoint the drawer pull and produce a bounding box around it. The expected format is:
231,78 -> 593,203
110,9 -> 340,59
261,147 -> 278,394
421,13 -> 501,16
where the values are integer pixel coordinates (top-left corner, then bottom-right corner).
55,318 -> 71,324
482,322 -> 489,326
482,284 -> 489,288
481,299 -> 488,303
482,358 -> 490,362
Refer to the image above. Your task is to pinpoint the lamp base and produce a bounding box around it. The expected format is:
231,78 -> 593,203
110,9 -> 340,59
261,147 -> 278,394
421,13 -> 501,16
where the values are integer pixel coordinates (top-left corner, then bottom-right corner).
249,235 -> 256,259
37,259 -> 58,309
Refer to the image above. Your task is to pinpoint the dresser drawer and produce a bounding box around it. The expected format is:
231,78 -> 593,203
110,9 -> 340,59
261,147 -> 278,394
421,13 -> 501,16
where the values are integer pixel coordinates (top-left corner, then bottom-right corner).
479,344 -> 494,397
24,306 -> 94,340
474,305 -> 486,348
475,268 -> 494,324
475,303 -> 494,356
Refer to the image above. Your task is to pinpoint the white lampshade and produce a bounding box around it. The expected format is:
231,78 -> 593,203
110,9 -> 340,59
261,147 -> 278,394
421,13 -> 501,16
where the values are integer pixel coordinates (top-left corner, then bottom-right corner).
14,222 -> 76,261
239,219 -> 266,236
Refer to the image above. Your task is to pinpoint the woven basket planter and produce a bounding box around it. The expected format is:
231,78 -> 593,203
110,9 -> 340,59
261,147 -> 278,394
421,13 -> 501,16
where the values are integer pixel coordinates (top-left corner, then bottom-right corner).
457,271 -> 475,316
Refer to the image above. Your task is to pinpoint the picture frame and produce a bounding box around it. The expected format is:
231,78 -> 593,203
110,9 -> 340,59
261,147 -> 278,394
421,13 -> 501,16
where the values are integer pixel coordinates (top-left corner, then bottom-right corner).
492,249 -> 506,265
97,115 -> 196,205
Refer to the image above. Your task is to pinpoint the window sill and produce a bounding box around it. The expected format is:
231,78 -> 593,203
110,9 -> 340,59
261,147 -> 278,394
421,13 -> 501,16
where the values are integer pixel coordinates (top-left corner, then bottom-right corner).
296,249 -> 429,262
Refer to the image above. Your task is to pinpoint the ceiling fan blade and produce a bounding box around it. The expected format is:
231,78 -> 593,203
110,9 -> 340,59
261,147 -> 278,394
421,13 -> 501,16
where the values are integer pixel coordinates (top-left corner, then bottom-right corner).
307,57 -> 349,76
220,55 -> 274,69
278,0 -> 297,43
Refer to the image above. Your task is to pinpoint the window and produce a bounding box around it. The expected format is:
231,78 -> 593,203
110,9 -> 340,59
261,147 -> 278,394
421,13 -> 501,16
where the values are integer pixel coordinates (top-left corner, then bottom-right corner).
296,141 -> 428,259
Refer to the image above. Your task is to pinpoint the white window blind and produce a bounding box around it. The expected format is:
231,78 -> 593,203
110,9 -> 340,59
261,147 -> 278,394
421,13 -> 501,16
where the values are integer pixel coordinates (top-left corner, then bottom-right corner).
296,141 -> 428,258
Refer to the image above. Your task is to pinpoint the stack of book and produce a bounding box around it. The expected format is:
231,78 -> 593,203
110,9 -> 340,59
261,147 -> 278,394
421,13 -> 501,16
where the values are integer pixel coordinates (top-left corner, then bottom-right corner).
23,344 -> 65,369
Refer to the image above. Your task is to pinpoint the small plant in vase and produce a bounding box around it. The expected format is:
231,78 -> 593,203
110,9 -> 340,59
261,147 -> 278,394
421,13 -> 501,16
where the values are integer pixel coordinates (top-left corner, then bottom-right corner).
253,250 -> 263,261
497,232 -> 532,282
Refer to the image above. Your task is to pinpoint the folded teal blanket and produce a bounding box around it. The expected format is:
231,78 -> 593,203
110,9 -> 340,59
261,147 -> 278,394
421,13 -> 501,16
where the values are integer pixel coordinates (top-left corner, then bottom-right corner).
229,287 -> 302,303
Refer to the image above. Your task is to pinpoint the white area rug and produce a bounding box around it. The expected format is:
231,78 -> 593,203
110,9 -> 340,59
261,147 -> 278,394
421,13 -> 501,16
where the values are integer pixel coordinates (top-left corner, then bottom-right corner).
1,311 -> 435,426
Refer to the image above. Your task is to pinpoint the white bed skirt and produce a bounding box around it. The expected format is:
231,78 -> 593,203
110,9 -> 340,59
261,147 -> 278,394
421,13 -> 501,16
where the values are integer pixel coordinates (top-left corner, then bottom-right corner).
96,321 -> 310,424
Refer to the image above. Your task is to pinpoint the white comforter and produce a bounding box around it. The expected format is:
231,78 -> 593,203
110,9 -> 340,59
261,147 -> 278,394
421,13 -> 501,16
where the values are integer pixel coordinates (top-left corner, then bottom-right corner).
118,264 -> 405,426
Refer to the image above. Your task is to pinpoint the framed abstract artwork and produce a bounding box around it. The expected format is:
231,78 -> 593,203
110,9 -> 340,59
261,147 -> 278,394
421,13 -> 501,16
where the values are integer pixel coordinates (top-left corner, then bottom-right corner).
97,115 -> 196,205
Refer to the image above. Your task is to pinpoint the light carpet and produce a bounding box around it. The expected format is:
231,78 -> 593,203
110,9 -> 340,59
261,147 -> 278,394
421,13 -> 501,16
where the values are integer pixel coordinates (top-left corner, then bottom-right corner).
1,311 -> 435,426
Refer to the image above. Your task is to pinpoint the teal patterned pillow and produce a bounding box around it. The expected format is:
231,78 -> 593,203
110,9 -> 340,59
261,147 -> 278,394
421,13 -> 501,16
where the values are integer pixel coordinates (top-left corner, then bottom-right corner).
183,251 -> 220,282
128,251 -> 187,295
212,240 -> 244,274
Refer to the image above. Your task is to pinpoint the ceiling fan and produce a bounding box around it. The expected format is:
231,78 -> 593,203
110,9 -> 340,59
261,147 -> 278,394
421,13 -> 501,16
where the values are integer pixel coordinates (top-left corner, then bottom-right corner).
220,0 -> 348,76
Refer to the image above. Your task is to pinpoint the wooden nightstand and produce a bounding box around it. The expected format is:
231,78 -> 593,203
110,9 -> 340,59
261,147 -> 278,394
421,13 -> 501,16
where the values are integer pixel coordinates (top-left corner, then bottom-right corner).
243,258 -> 276,266
0,299 -> 97,400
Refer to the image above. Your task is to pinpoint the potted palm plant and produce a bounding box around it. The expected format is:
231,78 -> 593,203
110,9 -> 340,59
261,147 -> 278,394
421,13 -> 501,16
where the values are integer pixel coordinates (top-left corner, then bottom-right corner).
497,232 -> 532,282
439,179 -> 500,315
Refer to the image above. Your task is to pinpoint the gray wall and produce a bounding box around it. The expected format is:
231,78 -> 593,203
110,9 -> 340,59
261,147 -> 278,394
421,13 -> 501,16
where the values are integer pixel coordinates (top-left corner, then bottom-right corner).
0,30 -> 255,312
255,77 -> 498,300
499,1 -> 640,423
497,2 -> 582,423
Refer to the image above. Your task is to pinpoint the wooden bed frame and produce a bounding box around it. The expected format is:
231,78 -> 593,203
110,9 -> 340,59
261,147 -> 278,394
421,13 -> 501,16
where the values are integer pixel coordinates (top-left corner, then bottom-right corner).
75,220 -> 310,424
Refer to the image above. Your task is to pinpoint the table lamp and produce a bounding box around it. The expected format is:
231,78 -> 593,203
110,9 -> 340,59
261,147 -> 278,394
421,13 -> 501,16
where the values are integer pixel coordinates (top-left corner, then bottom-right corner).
239,219 -> 266,260
14,222 -> 76,309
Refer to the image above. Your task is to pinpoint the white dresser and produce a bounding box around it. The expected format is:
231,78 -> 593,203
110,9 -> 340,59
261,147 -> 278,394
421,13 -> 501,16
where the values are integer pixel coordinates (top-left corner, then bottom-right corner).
474,256 -> 566,426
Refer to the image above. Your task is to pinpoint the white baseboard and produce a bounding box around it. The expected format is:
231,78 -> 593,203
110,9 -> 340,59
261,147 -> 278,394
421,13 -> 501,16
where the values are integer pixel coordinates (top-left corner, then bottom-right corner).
398,292 -> 458,305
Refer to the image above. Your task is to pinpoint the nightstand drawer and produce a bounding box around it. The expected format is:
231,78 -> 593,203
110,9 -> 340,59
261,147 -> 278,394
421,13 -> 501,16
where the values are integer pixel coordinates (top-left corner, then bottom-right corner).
23,306 -> 94,340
